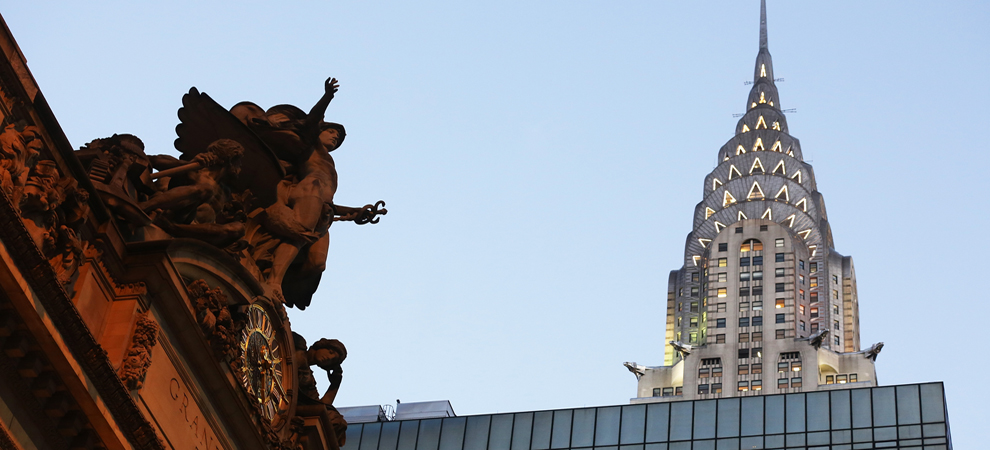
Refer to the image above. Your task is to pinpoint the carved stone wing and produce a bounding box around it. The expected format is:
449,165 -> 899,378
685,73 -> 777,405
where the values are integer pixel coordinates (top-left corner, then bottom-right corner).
174,88 -> 285,209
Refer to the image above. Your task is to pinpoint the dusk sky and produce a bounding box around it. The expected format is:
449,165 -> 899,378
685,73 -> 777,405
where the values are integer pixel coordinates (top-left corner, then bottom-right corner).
4,1 -> 987,448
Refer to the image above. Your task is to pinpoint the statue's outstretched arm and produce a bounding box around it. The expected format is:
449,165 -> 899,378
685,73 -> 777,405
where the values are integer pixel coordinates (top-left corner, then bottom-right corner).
333,201 -> 387,225
306,77 -> 339,131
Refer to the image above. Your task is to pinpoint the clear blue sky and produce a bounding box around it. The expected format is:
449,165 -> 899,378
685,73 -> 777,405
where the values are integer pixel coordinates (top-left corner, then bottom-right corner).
4,1 -> 988,447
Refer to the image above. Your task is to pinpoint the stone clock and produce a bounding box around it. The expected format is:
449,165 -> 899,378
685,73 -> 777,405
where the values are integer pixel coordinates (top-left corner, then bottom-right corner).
239,303 -> 290,427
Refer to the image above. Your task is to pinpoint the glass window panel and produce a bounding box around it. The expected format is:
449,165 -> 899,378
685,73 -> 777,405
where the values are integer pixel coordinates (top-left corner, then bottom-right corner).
645,444 -> 667,450
784,433 -> 804,447
489,415 -> 513,450
850,389 -> 872,428
380,422 -> 402,450
715,438 -> 739,450
398,421 -> 420,450
740,397 -> 763,436
896,385 -> 922,425
645,403 -> 670,443
740,436 -> 762,449
596,407 -> 621,446
831,429 -> 851,444
595,447 -> 618,450
830,390 -> 851,429
920,383 -> 946,423
763,434 -> 784,449
923,423 -> 946,437
693,440 -> 715,450
572,408 -> 596,448
532,412 -> 553,450
620,445 -> 643,450
717,398 -> 740,438
440,417 -> 467,450
621,405 -> 647,444
343,424 -> 364,450
419,420 -> 443,450
361,423 -> 382,450
511,413 -> 533,450
873,426 -> 896,441
785,394 -> 805,433
872,387 -> 896,427
694,400 -> 717,439
806,392 -> 829,431
765,395 -> 784,434
465,416 -> 491,450
669,443 -> 690,450
551,410 -> 572,449
852,428 -> 872,442
807,431 -> 829,445
669,402 -> 693,441
899,425 -> 922,439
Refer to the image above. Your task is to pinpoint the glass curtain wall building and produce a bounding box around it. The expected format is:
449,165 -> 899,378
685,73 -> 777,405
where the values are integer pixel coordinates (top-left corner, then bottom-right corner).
341,383 -> 951,450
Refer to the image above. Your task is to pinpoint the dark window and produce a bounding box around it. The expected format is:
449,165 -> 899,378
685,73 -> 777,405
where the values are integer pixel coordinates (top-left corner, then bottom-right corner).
740,257 -> 751,266
653,388 -> 662,397
811,323 -> 819,332
712,383 -> 723,393
718,243 -> 728,252
691,287 -> 699,296
735,227 -> 743,234
690,302 -> 699,312
760,225 -> 768,231
738,349 -> 750,359
775,253 -> 785,262
791,377 -> 802,388
739,287 -> 750,297
775,314 -> 785,323
752,316 -> 763,326
753,256 -> 763,265
799,260 -> 805,270
698,384 -> 709,394
675,387 -> 682,395
810,262 -> 818,272
691,272 -> 700,282
713,367 -> 723,377
662,387 -> 673,396
739,317 -> 750,327
775,283 -> 785,292
699,368 -> 710,378
752,286 -> 763,295
716,319 -> 726,328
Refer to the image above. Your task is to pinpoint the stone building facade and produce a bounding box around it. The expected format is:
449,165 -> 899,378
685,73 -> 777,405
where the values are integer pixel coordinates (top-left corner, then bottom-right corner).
627,1 -> 882,402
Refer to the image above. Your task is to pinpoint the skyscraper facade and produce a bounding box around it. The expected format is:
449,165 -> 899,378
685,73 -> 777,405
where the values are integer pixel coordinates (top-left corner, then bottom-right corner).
626,1 -> 881,402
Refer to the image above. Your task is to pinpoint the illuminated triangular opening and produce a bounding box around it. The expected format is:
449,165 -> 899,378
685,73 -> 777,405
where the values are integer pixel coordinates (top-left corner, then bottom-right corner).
724,154 -> 730,161
714,221 -> 726,233
723,190 -> 737,207
756,116 -> 768,129
712,178 -> 723,191
738,211 -> 748,221
795,197 -> 808,212
771,140 -> 782,152
748,181 -> 765,199
751,102 -> 757,109
809,245 -> 818,258
698,238 -> 712,248
753,137 -> 765,152
705,207 -> 716,219
736,145 -> 747,155
798,229 -> 812,240
791,170 -> 803,184
787,149 -> 794,157
692,255 -> 701,267
750,158 -> 765,174
741,124 -> 750,133
775,185 -> 789,201
729,165 -> 742,180
759,92 -> 767,104
772,121 -> 781,131
761,64 -> 767,78
761,207 -> 773,220
769,100 -> 774,107
784,214 -> 796,228
772,160 -> 786,175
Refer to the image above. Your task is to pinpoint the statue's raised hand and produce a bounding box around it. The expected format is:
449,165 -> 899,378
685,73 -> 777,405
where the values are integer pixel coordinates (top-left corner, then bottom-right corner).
325,77 -> 339,98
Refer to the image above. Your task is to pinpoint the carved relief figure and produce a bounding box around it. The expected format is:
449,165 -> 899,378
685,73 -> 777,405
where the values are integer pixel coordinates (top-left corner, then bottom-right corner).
118,312 -> 160,390
292,332 -> 348,446
187,279 -> 237,361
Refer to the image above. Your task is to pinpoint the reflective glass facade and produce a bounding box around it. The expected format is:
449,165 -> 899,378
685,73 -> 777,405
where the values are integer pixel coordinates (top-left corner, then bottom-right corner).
341,383 -> 950,450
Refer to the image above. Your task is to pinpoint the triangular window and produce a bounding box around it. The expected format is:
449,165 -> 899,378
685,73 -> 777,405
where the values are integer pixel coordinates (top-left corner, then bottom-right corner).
759,92 -> 767,104
772,121 -> 781,131
756,116 -> 768,129
795,198 -> 808,212
714,221 -> 726,233
724,154 -> 730,161
723,190 -> 737,207
698,238 -> 711,248
748,181 -> 765,199
712,178 -> 723,191
798,229 -> 812,239
761,207 -> 773,220
750,158 -> 765,174
692,255 -> 701,267
772,160 -> 786,175
787,149 -> 795,157
761,64 -> 767,78
809,244 -> 818,258
729,165 -> 742,180
751,102 -> 757,109
753,137 -> 765,152
705,207 -> 716,219
738,211 -> 748,221
741,124 -> 750,133
775,185 -> 789,201
791,170 -> 803,184
771,140 -> 782,152
784,214 -> 796,228
736,145 -> 746,155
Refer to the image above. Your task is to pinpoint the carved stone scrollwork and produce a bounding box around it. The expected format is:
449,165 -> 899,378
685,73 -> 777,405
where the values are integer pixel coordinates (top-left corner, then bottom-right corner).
118,312 -> 159,391
186,279 -> 238,361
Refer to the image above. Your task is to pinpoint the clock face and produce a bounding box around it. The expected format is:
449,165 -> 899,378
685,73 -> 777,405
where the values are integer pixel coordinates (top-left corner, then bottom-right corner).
239,303 -> 289,425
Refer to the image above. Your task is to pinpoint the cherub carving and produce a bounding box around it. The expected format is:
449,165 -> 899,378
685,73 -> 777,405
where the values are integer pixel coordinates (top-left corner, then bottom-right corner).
292,333 -> 348,446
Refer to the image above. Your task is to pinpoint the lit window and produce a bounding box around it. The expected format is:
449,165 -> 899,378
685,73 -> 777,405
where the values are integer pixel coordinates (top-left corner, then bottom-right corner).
799,320 -> 805,331
776,329 -> 785,339
775,185 -> 789,201
849,374 -> 857,382
772,121 -> 781,131
833,305 -> 839,315
712,178 -> 723,190
739,333 -> 750,343
675,387 -> 682,395
699,368 -> 710,378
752,347 -> 763,358
775,299 -> 785,309
775,268 -> 785,277
739,302 -> 750,311
712,383 -> 722,394
810,307 -> 819,318
738,381 -> 749,392
810,277 -> 818,288
736,145 -> 746,155
712,367 -> 722,378
740,272 -> 750,281
692,272 -> 700,282
756,116 -> 767,129
762,207 -> 773,220
716,319 -> 726,328
759,92 -> 766,104
690,332 -> 698,343
718,258 -> 727,267
690,317 -> 698,327
760,64 -> 767,78
778,362 -> 789,373
810,262 -> 818,273
718,273 -> 727,282
799,305 -> 805,315
752,380 -> 762,390
833,290 -> 839,300
775,314 -> 785,324
747,181 -> 765,199
775,238 -> 784,247
837,375 -> 847,384
741,124 -> 750,133
826,375 -> 834,385
723,190 -> 737,207
705,207 -> 715,219
729,165 -> 742,179
677,317 -> 682,326
750,158 -> 765,174
738,364 -> 749,375
753,137 -> 765,152
752,301 -> 763,311
772,160 -> 786,174
753,271 -> 763,280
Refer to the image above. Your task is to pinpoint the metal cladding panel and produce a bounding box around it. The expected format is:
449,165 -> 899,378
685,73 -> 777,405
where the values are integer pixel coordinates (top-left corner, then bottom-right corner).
395,401 -> 456,420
